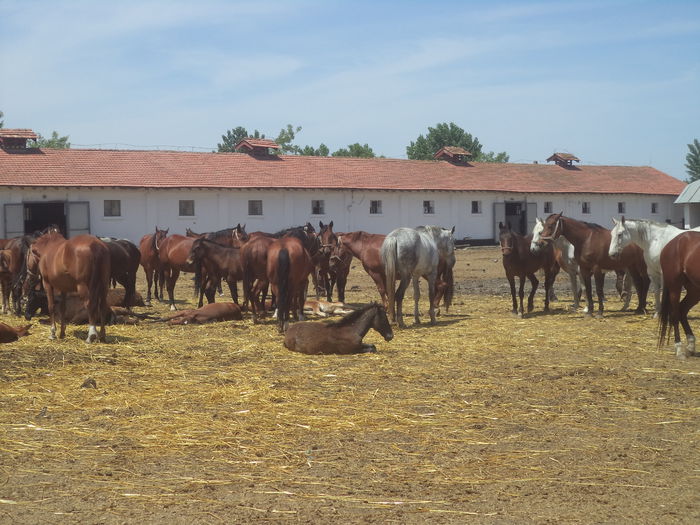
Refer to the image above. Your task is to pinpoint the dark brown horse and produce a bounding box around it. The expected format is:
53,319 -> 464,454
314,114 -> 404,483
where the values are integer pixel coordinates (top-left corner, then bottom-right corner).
337,231 -> 388,305
328,241 -> 353,303
533,213 -> 649,317
313,221 -> 338,300
139,226 -> 168,306
658,231 -> 700,359
24,232 -> 111,342
0,249 -> 14,314
267,227 -> 319,332
499,222 -> 559,317
433,249 -> 455,314
284,302 -> 393,354
100,238 -> 141,308
242,233 -> 276,321
187,238 -> 243,307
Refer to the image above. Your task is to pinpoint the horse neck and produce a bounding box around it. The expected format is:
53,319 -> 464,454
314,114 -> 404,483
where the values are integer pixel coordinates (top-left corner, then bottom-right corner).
354,307 -> 378,337
559,217 -> 592,246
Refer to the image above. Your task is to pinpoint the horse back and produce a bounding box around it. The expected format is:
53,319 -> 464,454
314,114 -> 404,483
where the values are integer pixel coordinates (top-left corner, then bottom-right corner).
662,232 -> 700,288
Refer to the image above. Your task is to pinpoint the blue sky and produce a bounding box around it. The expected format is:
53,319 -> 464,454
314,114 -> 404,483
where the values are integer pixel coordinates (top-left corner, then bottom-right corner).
1,0 -> 699,180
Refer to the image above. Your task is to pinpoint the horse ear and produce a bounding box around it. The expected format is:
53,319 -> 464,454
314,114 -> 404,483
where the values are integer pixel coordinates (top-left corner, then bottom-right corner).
499,222 -> 504,229
451,225 -> 455,234
612,217 -> 618,225
329,220 -> 333,229
319,221 -> 324,229
536,217 -> 543,225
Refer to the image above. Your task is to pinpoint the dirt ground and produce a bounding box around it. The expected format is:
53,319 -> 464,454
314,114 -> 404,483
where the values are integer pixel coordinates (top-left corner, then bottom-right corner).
1,245 -> 699,524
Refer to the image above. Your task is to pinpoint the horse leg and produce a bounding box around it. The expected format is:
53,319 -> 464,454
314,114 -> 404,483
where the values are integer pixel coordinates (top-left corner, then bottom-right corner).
167,268 -> 179,311
517,275 -> 526,318
527,273 -> 539,313
630,269 -> 648,315
581,269 -> 594,318
337,272 -> 347,304
394,276 -> 411,328
594,270 -> 605,318
569,269 -> 581,310
679,288 -> 700,357
507,274 -> 517,316
427,274 -> 437,325
58,291 -> 68,339
45,282 -> 57,340
667,285 -> 685,358
229,279 -> 239,304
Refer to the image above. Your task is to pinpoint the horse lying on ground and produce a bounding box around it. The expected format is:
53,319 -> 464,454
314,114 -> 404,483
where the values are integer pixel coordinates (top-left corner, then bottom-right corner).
303,299 -> 355,317
283,302 -> 393,355
157,302 -> 243,325
0,322 -> 31,343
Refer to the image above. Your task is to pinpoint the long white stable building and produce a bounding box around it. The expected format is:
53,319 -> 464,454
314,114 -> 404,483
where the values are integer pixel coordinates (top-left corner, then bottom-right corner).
0,131 -> 686,244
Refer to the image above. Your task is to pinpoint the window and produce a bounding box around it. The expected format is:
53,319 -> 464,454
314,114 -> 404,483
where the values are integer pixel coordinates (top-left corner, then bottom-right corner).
248,200 -> 263,216
471,200 -> 482,214
582,201 -> 591,214
104,199 -> 121,217
179,199 -> 195,216
651,202 -> 658,214
311,200 -> 325,215
423,200 -> 435,214
370,200 -> 382,214
544,201 -> 553,214
618,202 -> 626,214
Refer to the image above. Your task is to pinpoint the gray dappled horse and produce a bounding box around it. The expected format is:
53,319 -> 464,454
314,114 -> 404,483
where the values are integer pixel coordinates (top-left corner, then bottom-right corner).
381,225 -> 455,328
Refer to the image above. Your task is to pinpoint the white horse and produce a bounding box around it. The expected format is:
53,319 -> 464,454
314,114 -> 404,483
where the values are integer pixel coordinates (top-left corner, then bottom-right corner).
608,217 -> 699,317
381,225 -> 454,328
531,217 -> 631,311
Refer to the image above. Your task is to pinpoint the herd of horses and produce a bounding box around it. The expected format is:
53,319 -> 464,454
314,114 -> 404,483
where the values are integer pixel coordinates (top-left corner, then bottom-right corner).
2,213 -> 700,358
500,212 -> 700,359
0,221 -> 455,354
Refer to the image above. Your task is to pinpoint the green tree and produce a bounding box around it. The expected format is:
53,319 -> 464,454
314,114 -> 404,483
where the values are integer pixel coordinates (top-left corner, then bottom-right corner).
0,110 -> 4,128
217,126 -> 264,152
685,139 -> 700,182
274,124 -> 303,154
332,143 -> 376,158
406,122 -> 508,163
299,144 -> 330,156
35,131 -> 70,149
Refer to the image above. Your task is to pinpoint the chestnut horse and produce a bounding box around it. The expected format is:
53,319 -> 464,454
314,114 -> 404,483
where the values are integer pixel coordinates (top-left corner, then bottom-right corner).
533,213 -> 649,317
24,232 -> 111,342
0,249 -> 14,314
499,222 -> 559,317
242,233 -> 276,321
337,231 -> 388,305
267,227 -> 319,332
158,233 -> 212,310
658,231 -> 700,359
187,238 -> 243,306
284,302 -> 393,354
314,221 -> 338,300
100,238 -> 141,308
139,227 -> 168,306
328,241 -> 353,303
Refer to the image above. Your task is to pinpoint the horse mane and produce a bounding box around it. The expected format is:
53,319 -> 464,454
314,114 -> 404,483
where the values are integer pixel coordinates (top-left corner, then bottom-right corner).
273,225 -> 311,239
582,221 -> 606,230
205,227 -> 235,240
327,302 -> 378,327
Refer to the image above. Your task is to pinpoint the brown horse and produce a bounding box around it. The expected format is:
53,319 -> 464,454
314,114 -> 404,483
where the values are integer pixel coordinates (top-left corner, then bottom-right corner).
267,227 -> 319,332
241,233 -> 276,321
433,249 -> 456,314
658,231 -> 700,359
24,232 -> 111,342
0,249 -> 14,314
533,213 -> 649,317
328,241 -> 353,303
284,302 -> 393,354
139,226 -> 168,306
158,233 -> 213,310
100,238 -> 141,308
159,302 -> 243,325
499,222 -> 559,317
0,321 -> 32,343
313,221 -> 338,300
337,231 -> 388,305
187,238 -> 243,306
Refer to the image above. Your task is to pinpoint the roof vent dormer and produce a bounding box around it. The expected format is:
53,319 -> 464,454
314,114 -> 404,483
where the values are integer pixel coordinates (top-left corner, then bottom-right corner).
547,152 -> 580,168
0,129 -> 38,151
433,146 -> 472,165
235,137 -> 280,157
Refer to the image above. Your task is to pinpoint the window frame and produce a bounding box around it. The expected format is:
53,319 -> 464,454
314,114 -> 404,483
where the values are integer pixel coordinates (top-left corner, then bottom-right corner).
248,199 -> 263,216
103,199 -> 121,217
651,202 -> 658,214
369,200 -> 382,215
178,199 -> 195,217
471,200 -> 482,214
582,201 -> 591,214
544,201 -> 553,214
311,199 -> 325,216
617,202 -> 626,214
423,200 -> 435,215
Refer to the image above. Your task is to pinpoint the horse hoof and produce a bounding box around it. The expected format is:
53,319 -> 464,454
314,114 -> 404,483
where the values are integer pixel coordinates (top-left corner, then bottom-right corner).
517,312 -> 523,319
144,301 -> 152,307
170,305 -> 177,311
594,312 -> 604,319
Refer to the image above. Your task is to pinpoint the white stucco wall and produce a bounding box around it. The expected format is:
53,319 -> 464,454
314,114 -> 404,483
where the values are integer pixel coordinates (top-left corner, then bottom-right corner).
0,187 -> 684,244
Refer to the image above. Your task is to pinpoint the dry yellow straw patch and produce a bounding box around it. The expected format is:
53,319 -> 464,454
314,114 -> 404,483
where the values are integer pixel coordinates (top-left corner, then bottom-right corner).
1,246 -> 699,523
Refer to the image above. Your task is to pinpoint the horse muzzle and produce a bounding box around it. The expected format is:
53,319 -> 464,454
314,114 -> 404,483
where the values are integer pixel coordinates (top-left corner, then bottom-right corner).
384,331 -> 394,341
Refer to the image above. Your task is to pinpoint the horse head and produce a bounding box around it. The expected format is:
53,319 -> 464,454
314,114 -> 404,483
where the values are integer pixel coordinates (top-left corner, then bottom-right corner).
371,303 -> 394,342
498,222 -> 516,256
529,217 -> 545,253
608,216 -> 630,258
233,223 -> 250,244
187,238 -> 206,266
533,212 -> 563,252
154,227 -> 169,251
318,221 -> 338,257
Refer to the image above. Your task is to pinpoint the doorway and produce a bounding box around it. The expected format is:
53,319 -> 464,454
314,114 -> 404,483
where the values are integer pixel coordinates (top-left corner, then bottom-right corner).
505,202 -> 526,235
24,202 -> 67,236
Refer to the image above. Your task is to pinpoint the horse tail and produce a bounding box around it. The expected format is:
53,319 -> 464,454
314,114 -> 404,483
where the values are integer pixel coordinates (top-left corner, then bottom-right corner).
192,250 -> 203,298
658,284 -> 671,349
381,235 -> 397,317
277,248 -> 291,329
443,264 -> 454,312
90,245 -> 110,328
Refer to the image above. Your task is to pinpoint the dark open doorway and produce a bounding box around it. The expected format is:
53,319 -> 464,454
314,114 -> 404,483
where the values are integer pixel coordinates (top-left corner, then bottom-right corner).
24,202 -> 67,236
505,202 -> 526,235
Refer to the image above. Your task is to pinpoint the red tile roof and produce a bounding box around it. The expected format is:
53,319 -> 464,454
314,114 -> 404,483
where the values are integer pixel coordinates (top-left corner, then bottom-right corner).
235,138 -> 280,150
0,148 -> 685,196
0,129 -> 38,139
547,152 -> 580,163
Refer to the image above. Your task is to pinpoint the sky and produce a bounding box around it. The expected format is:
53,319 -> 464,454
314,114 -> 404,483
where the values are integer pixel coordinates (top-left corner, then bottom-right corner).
1,0 -> 699,180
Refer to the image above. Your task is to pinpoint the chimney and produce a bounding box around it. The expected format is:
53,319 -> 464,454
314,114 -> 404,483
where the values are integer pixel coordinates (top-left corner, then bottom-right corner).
433,146 -> 472,165
0,129 -> 38,151
546,152 -> 580,168
234,137 -> 281,157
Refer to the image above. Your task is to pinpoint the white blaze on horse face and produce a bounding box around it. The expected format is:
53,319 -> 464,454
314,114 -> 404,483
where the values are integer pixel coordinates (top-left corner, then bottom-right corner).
608,220 -> 629,258
530,218 -> 544,253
